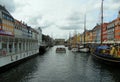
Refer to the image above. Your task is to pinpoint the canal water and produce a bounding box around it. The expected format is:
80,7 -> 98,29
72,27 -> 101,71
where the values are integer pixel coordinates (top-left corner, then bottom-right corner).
0,46 -> 120,82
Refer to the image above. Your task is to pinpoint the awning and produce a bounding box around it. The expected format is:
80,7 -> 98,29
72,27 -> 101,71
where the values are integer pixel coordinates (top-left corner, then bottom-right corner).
102,41 -> 115,44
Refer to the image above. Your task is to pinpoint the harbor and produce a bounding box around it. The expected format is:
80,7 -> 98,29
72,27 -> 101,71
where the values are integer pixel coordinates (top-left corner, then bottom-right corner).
1,0 -> 120,82
0,46 -> 120,82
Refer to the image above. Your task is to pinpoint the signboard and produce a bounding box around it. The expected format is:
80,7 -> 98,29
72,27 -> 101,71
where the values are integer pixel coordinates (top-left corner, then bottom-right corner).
0,30 -> 13,36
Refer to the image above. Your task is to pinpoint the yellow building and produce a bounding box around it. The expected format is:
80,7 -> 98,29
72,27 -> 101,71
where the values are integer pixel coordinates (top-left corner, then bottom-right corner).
81,33 -> 84,44
85,31 -> 89,43
76,33 -> 80,44
85,30 -> 93,43
0,5 -> 14,36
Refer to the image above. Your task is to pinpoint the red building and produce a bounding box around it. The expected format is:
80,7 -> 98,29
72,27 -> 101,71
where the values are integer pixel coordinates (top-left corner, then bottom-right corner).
102,23 -> 108,42
114,17 -> 120,41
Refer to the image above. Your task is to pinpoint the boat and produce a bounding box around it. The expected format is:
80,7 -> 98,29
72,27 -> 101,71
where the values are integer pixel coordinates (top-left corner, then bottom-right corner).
91,45 -> 120,66
79,47 -> 89,53
71,30 -> 81,52
90,0 -> 120,66
78,14 -> 89,53
71,47 -> 78,52
91,53 -> 120,66
56,47 -> 66,53
68,32 -> 72,50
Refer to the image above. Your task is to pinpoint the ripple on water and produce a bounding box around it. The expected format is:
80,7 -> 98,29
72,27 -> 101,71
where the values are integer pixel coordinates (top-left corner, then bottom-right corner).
0,46 -> 120,82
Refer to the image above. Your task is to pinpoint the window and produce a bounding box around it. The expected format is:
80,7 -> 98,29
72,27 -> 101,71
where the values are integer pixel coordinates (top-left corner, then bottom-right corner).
0,18 -> 2,24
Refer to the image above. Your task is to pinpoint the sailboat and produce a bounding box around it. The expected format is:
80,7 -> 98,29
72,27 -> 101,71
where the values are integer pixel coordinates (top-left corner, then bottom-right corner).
91,0 -> 120,66
68,32 -> 72,50
71,30 -> 79,52
79,14 -> 89,53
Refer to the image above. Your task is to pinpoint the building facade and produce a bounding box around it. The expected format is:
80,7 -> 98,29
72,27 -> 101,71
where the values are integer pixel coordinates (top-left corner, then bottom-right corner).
107,20 -> 115,42
0,5 -> 41,56
0,5 -> 14,36
114,14 -> 120,42
102,23 -> 108,42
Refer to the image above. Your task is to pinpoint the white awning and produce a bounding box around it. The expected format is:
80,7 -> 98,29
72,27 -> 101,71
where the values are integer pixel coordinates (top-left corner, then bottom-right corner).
115,41 -> 120,43
103,41 -> 114,44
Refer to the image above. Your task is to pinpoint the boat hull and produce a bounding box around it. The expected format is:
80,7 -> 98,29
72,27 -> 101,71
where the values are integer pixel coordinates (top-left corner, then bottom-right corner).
91,52 -> 120,66
71,48 -> 78,52
56,47 -> 66,53
56,51 -> 66,53
79,47 -> 89,53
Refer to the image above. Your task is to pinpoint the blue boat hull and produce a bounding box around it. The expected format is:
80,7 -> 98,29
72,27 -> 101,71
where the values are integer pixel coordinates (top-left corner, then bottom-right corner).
91,52 -> 120,66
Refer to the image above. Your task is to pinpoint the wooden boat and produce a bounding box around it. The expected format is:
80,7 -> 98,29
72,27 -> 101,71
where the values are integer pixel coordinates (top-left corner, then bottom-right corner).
78,14 -> 89,53
71,47 -> 78,52
91,0 -> 120,66
91,45 -> 120,66
91,52 -> 120,66
56,47 -> 66,53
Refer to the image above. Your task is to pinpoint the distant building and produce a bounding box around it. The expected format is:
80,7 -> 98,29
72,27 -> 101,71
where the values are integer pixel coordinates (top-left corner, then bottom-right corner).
54,39 -> 65,45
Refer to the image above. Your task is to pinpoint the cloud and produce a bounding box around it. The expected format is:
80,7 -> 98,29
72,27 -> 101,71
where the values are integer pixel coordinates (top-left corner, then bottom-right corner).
40,21 -> 54,29
111,0 -> 120,3
59,12 -> 84,30
104,1 -> 120,11
0,0 -> 15,12
68,13 -> 82,21
59,24 -> 83,30
4,0 -> 120,39
27,15 -> 54,29
27,15 -> 42,27
67,12 -> 83,21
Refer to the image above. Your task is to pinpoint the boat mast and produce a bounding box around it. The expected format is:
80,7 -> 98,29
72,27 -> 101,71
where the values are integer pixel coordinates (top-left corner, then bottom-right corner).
101,0 -> 104,44
84,14 -> 86,47
69,32 -> 71,45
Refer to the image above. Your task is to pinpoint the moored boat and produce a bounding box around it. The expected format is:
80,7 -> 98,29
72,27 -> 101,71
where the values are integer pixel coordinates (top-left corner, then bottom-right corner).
56,47 -> 66,53
91,52 -> 120,66
79,47 -> 89,53
91,0 -> 120,66
71,47 -> 78,52
91,45 -> 120,66
78,45 -> 89,53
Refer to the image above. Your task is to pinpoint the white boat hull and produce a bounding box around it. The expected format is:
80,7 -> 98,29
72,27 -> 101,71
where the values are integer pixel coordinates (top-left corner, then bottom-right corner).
71,48 -> 78,52
79,48 -> 89,53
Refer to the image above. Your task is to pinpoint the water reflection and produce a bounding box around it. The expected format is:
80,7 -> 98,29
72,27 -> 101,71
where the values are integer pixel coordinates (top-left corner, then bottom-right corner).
0,56 -> 39,82
0,46 -> 120,82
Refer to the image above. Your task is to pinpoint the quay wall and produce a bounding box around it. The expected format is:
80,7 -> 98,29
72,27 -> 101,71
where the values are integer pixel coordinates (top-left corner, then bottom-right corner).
0,49 -> 39,73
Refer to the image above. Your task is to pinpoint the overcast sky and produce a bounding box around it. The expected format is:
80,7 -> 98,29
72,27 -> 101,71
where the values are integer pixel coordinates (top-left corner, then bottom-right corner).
0,0 -> 120,39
